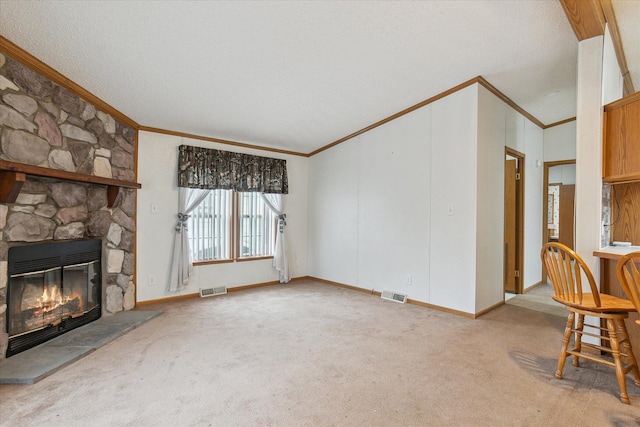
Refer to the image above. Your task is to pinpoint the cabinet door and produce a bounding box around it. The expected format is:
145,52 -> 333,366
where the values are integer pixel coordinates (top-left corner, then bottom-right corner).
603,93 -> 640,181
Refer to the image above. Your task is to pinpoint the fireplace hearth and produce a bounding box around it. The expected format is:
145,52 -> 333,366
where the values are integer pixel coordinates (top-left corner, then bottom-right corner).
6,239 -> 102,357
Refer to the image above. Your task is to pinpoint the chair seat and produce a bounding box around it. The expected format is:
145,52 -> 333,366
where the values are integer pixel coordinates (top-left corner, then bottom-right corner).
552,293 -> 637,313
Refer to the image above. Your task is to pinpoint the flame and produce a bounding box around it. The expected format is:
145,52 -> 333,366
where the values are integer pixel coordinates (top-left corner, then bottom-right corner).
35,285 -> 83,315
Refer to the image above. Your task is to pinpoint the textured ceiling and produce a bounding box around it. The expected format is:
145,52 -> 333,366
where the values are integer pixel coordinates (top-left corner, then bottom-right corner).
613,0 -> 640,88
0,1 -> 637,154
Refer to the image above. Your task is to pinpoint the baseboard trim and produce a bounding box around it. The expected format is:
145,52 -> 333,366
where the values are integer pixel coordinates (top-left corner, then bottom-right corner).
136,276 -> 307,306
227,280 -> 280,292
308,276 -> 483,318
137,276 -> 502,319
309,276 -> 382,297
228,276 -> 307,292
523,281 -> 545,294
136,292 -> 199,306
473,300 -> 505,318
408,299 -> 477,319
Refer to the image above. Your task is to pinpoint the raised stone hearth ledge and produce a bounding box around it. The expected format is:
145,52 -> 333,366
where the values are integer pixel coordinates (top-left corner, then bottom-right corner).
0,309 -> 162,384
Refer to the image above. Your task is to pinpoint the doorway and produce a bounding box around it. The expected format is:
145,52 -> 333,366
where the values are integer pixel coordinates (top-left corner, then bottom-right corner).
542,160 -> 576,281
504,148 -> 524,294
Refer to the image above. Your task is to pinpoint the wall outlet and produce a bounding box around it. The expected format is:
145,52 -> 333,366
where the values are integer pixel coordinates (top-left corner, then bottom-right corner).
447,205 -> 455,216
405,274 -> 412,285
148,276 -> 156,286
151,203 -> 158,214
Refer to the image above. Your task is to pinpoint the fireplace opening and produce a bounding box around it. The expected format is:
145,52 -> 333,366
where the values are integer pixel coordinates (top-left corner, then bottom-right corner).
6,239 -> 102,357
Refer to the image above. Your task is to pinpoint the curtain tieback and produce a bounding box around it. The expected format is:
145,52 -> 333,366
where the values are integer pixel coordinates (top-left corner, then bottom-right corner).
278,214 -> 286,233
175,213 -> 190,232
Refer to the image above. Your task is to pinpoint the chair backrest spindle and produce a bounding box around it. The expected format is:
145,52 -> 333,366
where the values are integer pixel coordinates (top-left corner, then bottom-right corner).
541,242 -> 601,307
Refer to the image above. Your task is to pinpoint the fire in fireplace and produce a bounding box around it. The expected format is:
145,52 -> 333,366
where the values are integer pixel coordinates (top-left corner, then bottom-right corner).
6,239 -> 102,357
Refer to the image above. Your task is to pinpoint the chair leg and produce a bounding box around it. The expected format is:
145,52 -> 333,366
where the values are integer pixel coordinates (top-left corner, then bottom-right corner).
556,312 -> 575,379
573,314 -> 585,367
615,318 -> 640,387
607,319 -> 630,404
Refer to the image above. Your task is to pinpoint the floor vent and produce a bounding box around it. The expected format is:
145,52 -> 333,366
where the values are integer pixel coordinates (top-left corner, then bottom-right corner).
199,286 -> 227,298
381,290 -> 407,304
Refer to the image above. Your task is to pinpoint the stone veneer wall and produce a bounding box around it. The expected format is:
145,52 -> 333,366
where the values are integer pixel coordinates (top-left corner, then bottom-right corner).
0,50 -> 137,359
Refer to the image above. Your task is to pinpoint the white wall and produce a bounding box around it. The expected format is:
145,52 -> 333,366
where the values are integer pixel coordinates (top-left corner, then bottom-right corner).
575,35 -> 604,276
548,164 -> 576,185
543,121 -> 576,265
357,109 -> 431,301
600,25 -> 623,251
572,27 -> 622,277
543,121 -> 576,162
309,84 -> 496,315
308,82 -> 546,315
522,120 -> 544,291
429,86 -> 478,313
136,131 -> 308,302
476,86 -> 506,311
478,86 -> 543,298
602,25 -> 623,105
308,106 -> 433,302
307,139 -> 359,285
505,108 -> 526,154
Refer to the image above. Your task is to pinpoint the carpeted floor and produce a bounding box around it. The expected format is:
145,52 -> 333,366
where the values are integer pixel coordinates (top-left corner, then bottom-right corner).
0,279 -> 638,426
505,283 -> 567,318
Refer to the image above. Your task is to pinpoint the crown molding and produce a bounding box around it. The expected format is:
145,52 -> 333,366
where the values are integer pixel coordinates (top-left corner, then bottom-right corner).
138,126 -> 307,158
545,117 -> 577,129
310,76 -> 553,157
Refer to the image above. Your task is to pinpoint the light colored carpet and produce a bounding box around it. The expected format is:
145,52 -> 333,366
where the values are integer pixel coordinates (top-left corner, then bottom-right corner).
1,279 -> 639,426
505,283 -> 567,318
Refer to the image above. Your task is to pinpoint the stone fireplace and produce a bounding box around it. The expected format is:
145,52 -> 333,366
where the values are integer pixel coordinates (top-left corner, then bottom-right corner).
0,47 -> 140,359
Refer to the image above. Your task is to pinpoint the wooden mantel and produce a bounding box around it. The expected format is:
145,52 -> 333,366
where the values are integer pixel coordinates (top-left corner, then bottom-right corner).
0,159 -> 141,208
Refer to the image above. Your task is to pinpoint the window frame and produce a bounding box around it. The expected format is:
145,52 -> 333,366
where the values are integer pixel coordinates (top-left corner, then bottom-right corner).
189,189 -> 233,265
191,190 -> 276,266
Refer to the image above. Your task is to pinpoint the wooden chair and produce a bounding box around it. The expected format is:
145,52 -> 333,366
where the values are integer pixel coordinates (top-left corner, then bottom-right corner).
617,252 -> 640,326
541,242 -> 640,404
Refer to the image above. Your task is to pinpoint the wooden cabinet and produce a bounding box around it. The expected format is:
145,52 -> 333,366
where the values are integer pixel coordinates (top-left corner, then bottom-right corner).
603,91 -> 640,183
602,92 -> 640,247
598,93 -> 640,360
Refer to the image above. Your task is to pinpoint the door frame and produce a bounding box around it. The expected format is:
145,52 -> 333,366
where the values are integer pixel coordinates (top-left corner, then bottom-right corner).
505,147 -> 525,294
542,159 -> 576,283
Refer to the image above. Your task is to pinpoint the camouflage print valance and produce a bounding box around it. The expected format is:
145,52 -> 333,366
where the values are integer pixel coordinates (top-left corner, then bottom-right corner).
177,145 -> 288,194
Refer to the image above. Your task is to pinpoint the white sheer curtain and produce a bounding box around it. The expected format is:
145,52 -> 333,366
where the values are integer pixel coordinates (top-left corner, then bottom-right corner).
261,193 -> 289,283
168,187 -> 210,291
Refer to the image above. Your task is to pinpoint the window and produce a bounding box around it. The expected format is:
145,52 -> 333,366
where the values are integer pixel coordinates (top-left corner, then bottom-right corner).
187,190 -> 276,263
188,190 -> 231,261
239,192 -> 276,258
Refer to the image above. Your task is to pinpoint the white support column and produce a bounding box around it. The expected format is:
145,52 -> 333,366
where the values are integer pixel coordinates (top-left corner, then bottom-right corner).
574,35 -> 604,285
